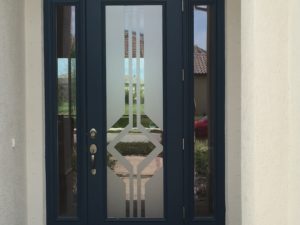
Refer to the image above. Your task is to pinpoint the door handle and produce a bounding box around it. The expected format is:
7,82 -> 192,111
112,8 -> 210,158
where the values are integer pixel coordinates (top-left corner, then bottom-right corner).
91,154 -> 96,175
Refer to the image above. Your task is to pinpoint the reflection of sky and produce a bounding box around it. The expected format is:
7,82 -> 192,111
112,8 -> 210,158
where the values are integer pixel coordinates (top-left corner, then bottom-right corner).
125,58 -> 144,80
58,58 -> 76,76
194,8 -> 207,50
58,58 -> 145,78
58,59 -> 68,76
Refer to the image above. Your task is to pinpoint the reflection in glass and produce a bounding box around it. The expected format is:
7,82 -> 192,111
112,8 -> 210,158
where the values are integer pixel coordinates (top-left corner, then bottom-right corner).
193,5 -> 213,217
56,5 -> 77,217
106,6 -> 164,218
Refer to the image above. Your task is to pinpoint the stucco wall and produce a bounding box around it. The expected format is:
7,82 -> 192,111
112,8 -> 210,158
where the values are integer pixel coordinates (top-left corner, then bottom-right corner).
25,0 -> 46,225
0,1 -> 27,225
241,0 -> 300,225
225,0 -> 242,224
288,1 -> 300,225
240,0 -> 256,223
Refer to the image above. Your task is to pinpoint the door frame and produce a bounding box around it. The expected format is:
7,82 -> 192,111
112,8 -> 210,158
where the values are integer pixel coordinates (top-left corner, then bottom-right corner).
44,1 -> 88,224
86,1 -> 183,225
183,0 -> 225,224
44,0 -> 225,224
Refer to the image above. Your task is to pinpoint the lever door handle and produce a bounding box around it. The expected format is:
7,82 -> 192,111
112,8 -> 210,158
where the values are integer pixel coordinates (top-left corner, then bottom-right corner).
91,154 -> 96,175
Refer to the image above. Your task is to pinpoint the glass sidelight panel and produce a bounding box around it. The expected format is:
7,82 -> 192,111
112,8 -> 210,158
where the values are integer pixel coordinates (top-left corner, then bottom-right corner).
193,5 -> 213,217
56,5 -> 77,217
105,5 -> 164,219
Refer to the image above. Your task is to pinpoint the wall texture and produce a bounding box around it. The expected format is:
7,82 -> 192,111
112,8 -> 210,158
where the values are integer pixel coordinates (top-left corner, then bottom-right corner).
225,0 -> 242,224
0,1 -> 27,225
288,1 -> 300,224
241,0 -> 300,225
25,0 -> 46,224
241,0 -> 256,223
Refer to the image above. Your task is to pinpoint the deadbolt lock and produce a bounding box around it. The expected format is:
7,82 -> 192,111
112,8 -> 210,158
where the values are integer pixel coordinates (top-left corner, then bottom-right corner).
90,128 -> 97,139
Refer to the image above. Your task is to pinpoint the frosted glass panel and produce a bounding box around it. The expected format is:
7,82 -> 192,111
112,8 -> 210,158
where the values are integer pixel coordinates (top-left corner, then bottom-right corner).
105,5 -> 164,219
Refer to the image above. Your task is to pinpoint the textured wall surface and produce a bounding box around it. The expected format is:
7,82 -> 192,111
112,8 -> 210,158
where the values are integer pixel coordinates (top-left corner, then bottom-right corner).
0,1 -> 26,225
241,0 -> 290,224
241,1 -> 256,224
225,0 -> 242,224
25,0 -> 46,225
288,1 -> 300,224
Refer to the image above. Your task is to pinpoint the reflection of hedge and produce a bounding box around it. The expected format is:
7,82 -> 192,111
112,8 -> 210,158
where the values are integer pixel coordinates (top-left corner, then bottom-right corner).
57,76 -> 76,115
194,140 -> 209,177
112,115 -> 154,128
125,84 -> 144,104
115,142 -> 163,157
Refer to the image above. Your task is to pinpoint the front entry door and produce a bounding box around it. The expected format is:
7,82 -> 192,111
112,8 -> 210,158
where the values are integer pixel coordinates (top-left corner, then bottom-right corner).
86,1 -> 183,225
44,0 -> 225,225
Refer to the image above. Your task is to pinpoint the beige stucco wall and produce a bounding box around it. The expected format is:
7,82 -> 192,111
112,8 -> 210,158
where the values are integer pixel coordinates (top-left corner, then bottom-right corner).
225,0 -> 241,224
0,1 -> 27,225
25,0 -> 46,225
288,1 -> 300,225
241,1 -> 300,225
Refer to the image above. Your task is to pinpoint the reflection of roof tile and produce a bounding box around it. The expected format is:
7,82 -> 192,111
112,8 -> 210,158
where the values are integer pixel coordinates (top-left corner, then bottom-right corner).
194,46 -> 207,75
124,31 -> 207,75
125,30 -> 144,58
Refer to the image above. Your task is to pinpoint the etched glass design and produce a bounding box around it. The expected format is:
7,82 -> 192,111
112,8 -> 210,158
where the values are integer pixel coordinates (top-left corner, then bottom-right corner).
106,5 -> 164,218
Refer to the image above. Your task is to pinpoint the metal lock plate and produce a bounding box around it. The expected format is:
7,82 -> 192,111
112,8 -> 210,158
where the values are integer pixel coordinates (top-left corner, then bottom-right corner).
91,169 -> 97,175
90,144 -> 97,154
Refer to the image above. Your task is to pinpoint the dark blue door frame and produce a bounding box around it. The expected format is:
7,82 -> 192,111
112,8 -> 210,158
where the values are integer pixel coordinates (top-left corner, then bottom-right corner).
183,0 -> 225,225
44,0 -> 225,225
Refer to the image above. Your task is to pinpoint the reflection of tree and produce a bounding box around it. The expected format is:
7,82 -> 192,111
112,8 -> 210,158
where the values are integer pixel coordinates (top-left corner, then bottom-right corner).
194,4 -> 213,215
194,139 -> 209,177
57,58 -> 76,115
125,83 -> 144,105
57,5 -> 76,116
57,6 -> 74,57
57,6 -> 77,216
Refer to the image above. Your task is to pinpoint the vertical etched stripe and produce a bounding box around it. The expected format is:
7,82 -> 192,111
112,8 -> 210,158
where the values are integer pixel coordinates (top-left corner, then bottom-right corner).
136,8 -> 142,217
127,7 -> 134,216
106,6 -> 125,130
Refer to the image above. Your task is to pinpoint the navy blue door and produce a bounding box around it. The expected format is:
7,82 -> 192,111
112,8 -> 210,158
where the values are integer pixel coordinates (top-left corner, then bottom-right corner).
44,0 -> 225,224
86,1 -> 183,225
